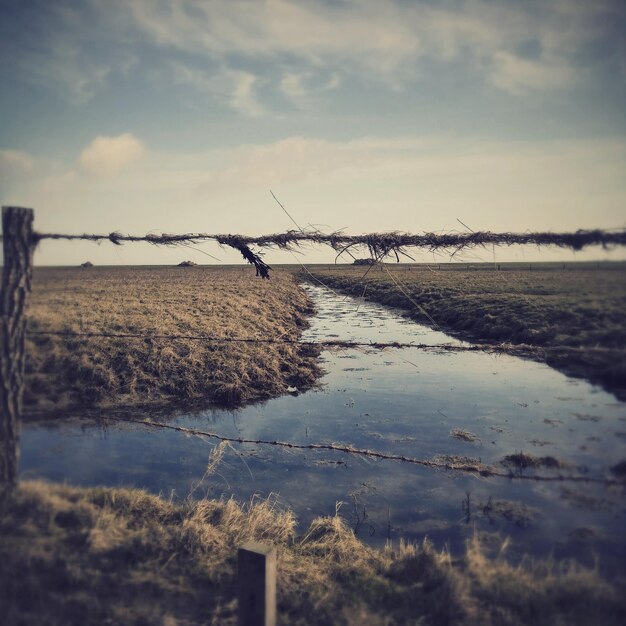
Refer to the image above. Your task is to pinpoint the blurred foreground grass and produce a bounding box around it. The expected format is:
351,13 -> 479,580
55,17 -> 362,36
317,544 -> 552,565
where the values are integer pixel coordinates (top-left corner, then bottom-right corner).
1,480 -> 624,626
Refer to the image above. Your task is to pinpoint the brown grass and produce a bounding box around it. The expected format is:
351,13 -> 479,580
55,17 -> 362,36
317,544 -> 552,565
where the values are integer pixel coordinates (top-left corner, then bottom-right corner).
1,481 -> 624,626
305,263 -> 626,398
24,266 -> 322,413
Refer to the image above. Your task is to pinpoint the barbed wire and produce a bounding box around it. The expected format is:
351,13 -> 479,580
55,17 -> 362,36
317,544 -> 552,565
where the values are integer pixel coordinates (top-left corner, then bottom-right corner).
5,227 -> 625,278
24,228 -> 626,251
24,329 -> 625,357
106,416 -> 623,486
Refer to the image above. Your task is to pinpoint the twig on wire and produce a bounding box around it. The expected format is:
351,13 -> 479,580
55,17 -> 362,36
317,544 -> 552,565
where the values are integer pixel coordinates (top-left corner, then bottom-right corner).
270,190 -> 305,234
215,236 -> 271,279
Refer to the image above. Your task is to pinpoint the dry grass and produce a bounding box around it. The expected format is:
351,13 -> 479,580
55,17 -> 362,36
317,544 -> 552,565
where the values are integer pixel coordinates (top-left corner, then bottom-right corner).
451,428 -> 481,443
305,263 -> 626,398
24,266 -> 322,413
1,481 -> 624,626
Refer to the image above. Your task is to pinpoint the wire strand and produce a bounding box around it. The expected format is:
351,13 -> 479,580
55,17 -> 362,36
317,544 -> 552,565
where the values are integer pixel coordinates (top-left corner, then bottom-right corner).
106,416 -> 623,486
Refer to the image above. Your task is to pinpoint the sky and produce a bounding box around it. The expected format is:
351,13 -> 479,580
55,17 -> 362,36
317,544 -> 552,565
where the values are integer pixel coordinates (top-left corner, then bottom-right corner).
1,0 -> 625,266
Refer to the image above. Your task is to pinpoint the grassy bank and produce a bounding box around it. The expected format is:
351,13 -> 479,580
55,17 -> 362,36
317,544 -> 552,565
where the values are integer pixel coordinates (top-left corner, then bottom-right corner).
24,267 -> 321,414
1,480 -> 624,626
305,264 -> 626,398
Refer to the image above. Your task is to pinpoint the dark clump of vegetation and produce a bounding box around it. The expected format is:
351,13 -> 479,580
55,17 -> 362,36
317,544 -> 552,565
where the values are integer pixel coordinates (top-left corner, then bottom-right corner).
481,497 -> 539,527
24,267 -> 322,415
501,452 -> 572,472
1,481 -> 624,626
178,260 -> 197,267
306,264 -> 626,398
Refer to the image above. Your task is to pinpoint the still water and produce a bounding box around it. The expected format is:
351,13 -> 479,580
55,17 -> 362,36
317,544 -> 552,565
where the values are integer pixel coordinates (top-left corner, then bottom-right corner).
19,285 -> 626,571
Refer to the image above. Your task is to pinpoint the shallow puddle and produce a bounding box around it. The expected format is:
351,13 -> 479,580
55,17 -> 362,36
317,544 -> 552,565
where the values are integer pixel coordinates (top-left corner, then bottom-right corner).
19,285 -> 626,572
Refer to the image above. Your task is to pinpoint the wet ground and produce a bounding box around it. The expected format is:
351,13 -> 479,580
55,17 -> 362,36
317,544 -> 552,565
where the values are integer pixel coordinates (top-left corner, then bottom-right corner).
19,285 -> 626,571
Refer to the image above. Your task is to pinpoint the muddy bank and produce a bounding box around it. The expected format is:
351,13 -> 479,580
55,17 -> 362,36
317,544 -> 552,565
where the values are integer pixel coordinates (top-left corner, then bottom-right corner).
24,267 -> 322,415
2,480 -> 625,626
306,266 -> 626,399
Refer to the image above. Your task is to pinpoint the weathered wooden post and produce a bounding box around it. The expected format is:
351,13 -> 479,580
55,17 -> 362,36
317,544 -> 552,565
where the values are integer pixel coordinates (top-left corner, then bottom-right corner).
0,206 -> 34,502
238,543 -> 277,626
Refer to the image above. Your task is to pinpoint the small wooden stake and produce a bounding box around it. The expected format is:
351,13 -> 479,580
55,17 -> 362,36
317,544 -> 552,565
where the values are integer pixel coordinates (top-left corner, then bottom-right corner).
0,206 -> 34,502
238,543 -> 277,626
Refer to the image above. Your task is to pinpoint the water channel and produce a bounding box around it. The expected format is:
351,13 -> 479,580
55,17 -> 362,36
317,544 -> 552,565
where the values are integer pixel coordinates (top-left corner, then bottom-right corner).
19,284 -> 626,572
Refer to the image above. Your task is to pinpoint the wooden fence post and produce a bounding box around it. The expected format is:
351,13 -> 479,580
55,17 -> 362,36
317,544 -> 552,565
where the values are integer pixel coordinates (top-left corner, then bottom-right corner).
238,543 -> 277,626
0,206 -> 34,502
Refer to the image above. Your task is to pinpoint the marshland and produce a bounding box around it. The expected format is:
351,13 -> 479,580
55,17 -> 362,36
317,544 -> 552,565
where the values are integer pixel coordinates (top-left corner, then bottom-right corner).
5,262 -> 626,624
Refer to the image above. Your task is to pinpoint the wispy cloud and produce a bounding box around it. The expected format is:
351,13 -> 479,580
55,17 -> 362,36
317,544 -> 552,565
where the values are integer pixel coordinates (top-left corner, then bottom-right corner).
3,0 -> 623,111
279,71 -> 341,109
17,42 -> 112,104
223,70 -> 266,117
490,52 -> 577,95
0,149 -> 34,174
190,135 -> 626,200
0,148 -> 36,201
124,0 -> 624,94
170,62 -> 266,117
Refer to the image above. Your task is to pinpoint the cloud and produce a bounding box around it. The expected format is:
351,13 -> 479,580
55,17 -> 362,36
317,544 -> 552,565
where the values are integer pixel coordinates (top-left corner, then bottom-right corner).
280,73 -> 308,104
127,0 -> 483,79
0,149 -> 35,200
490,51 -> 577,94
189,136 -> 626,219
26,43 -> 111,104
78,134 -> 145,177
0,149 -> 34,174
2,2 -> 115,104
123,0 -> 623,94
170,63 -> 265,116
224,70 -> 265,117
279,71 -> 341,109
3,0 -> 623,113
7,134 -> 626,266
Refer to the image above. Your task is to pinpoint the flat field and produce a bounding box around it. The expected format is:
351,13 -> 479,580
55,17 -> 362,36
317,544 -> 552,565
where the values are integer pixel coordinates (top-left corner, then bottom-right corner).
10,264 -> 626,625
24,266 -> 321,413
305,262 -> 626,398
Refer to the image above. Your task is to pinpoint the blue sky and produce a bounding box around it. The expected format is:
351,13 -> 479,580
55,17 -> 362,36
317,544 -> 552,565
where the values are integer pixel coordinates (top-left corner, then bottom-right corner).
1,0 -> 625,265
